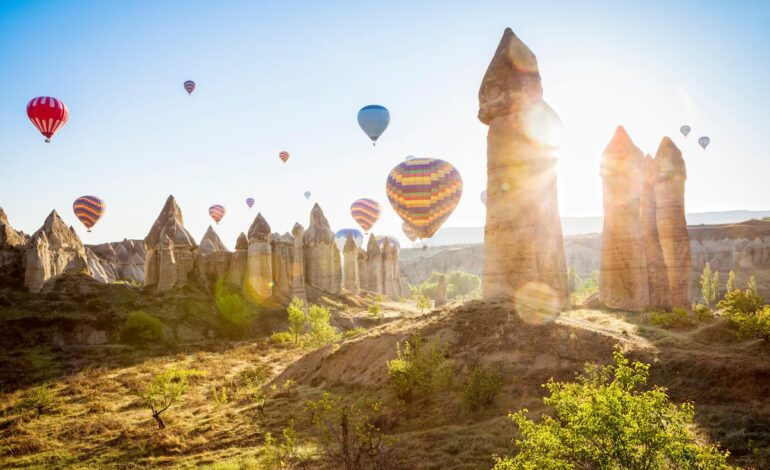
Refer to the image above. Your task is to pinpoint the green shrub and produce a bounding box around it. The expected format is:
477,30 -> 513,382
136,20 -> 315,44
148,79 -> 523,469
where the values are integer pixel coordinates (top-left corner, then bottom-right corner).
650,308 -> 695,329
343,327 -> 367,339
269,331 -> 295,345
386,336 -> 450,402
368,302 -> 383,318
731,305 -> 770,341
492,352 -> 731,469
287,297 -> 306,345
215,280 -> 254,334
305,304 -> 341,348
211,386 -> 229,406
414,294 -> 430,313
120,310 -> 163,344
139,368 -> 205,429
409,271 -> 481,301
692,303 -> 714,321
700,262 -> 720,309
717,282 -> 764,317
15,383 -> 57,416
259,419 -> 308,469
462,365 -> 503,411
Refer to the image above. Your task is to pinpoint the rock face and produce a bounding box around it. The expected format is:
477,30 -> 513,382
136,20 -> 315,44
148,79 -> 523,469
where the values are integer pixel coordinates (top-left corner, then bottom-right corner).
0,208 -> 27,287
381,239 -> 400,298
435,274 -> 447,307
641,155 -> 672,309
342,234 -> 360,294
365,234 -> 383,294
25,211 -> 91,293
271,232 -> 293,301
655,138 -> 692,308
227,233 -> 249,288
85,239 -> 145,284
246,213 -> 273,300
598,127 -> 649,311
194,226 -> 232,291
291,223 -> 307,303
303,204 -> 342,294
478,28 -> 567,305
144,195 -> 197,293
357,249 -> 368,291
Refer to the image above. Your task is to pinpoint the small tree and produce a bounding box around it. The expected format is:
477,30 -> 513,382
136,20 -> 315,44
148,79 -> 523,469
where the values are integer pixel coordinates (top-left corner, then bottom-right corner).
287,297 -> 306,345
700,263 -> 720,309
306,304 -> 341,348
140,368 -> 204,429
414,294 -> 430,314
492,352 -> 731,469
120,310 -> 163,344
748,275 -> 759,297
726,270 -> 737,295
386,336 -> 450,402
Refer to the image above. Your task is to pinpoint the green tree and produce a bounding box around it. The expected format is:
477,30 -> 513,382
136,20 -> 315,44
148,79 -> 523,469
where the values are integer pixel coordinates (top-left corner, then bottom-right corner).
120,310 -> 163,344
386,336 -> 450,402
748,275 -> 759,297
286,297 -> 306,345
726,270 -> 737,295
215,279 -> 254,335
414,294 -> 430,313
140,368 -> 204,429
306,304 -> 341,348
492,352 -> 731,469
700,263 -> 720,309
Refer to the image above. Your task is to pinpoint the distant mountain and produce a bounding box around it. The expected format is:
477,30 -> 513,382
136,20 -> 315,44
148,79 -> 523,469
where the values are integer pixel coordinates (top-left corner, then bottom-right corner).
425,210 -> 770,247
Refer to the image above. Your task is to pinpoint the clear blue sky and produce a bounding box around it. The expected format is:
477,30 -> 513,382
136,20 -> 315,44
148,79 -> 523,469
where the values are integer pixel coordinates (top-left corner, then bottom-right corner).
1,0 -> 768,248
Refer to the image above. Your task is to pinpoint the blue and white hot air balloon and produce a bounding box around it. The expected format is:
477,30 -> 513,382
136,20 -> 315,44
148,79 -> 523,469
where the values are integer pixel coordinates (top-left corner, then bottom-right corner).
357,105 -> 390,146
334,228 -> 364,251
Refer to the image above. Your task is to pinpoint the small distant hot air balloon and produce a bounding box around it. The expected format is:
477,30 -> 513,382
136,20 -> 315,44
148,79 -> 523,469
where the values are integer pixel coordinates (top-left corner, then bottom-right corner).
279,151 -> 290,163
246,197 -> 255,209
480,190 -> 488,206
27,96 -> 69,143
376,235 -> 400,250
72,196 -> 105,232
350,198 -> 381,233
334,228 -> 364,251
406,155 -> 415,161
698,136 -> 710,150
209,205 -> 225,224
386,158 -> 463,239
304,191 -> 311,200
680,125 -> 691,137
402,221 -> 419,242
184,80 -> 195,95
357,105 -> 390,146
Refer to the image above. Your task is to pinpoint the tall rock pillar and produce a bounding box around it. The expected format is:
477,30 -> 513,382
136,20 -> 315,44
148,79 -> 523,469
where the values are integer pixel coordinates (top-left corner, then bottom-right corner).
598,127 -> 649,311
382,239 -> 398,298
291,223 -> 307,303
435,274 -> 448,307
641,155 -> 672,309
246,213 -> 273,300
271,233 -> 293,301
366,234 -> 383,294
143,196 -> 197,293
303,204 -> 342,294
478,28 -> 567,305
655,137 -> 691,308
342,234 -> 360,294
227,233 -> 249,289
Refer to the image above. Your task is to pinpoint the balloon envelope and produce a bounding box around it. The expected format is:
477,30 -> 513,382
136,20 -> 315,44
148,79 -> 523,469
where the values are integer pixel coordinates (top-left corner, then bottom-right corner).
698,136 -> 710,149
27,96 -> 69,142
350,198 -> 381,232
680,125 -> 691,137
184,80 -> 195,95
73,196 -> 105,232
376,235 -> 400,250
209,205 -> 225,224
402,221 -> 419,242
480,190 -> 487,206
386,158 -> 463,239
304,191 -> 311,199
279,151 -> 290,163
357,105 -> 390,144
334,228 -> 364,251
246,197 -> 255,209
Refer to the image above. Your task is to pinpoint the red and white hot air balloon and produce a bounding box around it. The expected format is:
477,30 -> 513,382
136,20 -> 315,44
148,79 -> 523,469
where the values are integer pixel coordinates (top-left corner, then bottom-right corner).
27,96 -> 69,143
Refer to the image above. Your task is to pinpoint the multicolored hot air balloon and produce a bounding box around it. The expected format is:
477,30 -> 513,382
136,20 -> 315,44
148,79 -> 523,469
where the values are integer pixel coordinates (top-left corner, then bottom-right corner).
357,105 -> 390,146
72,196 -> 105,232
350,198 -> 381,233
27,96 -> 69,143
698,136 -> 710,150
680,125 -> 691,137
279,151 -> 290,163
246,197 -> 255,209
209,205 -> 225,224
386,158 -> 463,239
304,191 -> 311,200
334,228 -> 364,251
376,235 -> 400,250
184,80 -> 195,95
480,190 -> 488,206
402,221 -> 419,242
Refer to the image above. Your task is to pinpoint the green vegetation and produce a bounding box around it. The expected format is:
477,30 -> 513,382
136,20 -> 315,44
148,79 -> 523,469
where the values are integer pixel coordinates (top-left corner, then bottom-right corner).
343,327 -> 367,339
386,336 -> 450,402
414,293 -> 430,313
272,297 -> 341,349
139,368 -> 205,429
287,297 -> 306,345
368,301 -> 383,318
651,307 -> 696,329
726,270 -> 737,295
569,269 -> 599,304
14,383 -> 57,416
718,277 -> 770,341
700,262 -> 720,309
259,419 -> 309,469
462,365 -> 503,411
409,271 -> 481,301
493,352 -> 731,469
120,310 -> 163,344
215,279 -> 256,336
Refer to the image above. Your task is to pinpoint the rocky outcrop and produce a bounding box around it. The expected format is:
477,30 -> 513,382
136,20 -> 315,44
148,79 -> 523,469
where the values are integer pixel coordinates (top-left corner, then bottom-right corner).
0,208 -> 27,287
381,239 -> 400,298
194,226 -> 232,290
435,274 -> 447,307
291,223 -> 307,303
478,28 -> 567,305
303,204 -> 342,294
227,233 -> 249,289
366,234 -> 383,294
144,195 -> 197,293
343,234 -> 360,294
641,155 -> 672,309
85,239 -> 145,284
246,213 -> 273,300
655,138 -> 692,308
357,249 -> 368,291
25,211 -> 91,293
271,232 -> 293,301
598,127 -> 649,311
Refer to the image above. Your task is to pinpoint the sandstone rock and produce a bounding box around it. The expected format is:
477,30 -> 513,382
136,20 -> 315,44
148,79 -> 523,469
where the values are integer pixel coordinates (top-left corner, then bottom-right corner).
25,210 -> 90,293
479,28 -> 567,305
435,274 -> 447,307
246,213 -> 273,300
381,239 -> 400,298
641,155 -> 672,309
303,204 -> 342,294
357,248 -> 368,291
271,232 -> 293,301
366,234 -> 383,294
598,127 -> 649,311
0,208 -> 27,287
342,233 -> 360,294
194,226 -> 232,291
144,196 -> 197,292
291,223 -> 307,303
86,247 -> 112,283
655,138 -> 692,308
86,239 -> 146,283
199,226 -> 228,255
227,232 -> 249,288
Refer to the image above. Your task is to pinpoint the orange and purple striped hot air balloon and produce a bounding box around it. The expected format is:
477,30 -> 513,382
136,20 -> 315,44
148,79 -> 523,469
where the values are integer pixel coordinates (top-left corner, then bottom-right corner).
402,221 -> 419,242
72,196 -> 105,232
279,151 -> 290,163
208,205 -> 226,224
350,198 -> 381,233
386,158 -> 463,239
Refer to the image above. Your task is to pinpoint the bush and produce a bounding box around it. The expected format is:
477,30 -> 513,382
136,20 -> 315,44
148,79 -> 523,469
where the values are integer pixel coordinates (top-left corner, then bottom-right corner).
215,280 -> 254,334
650,308 -> 695,329
462,365 -> 503,411
731,305 -> 770,341
386,336 -> 450,403
269,331 -> 296,345
409,271 -> 481,301
139,368 -> 205,429
15,383 -> 57,416
492,351 -> 731,469
717,281 -> 764,317
287,297 -> 306,345
120,310 -> 163,344
306,304 -> 341,348
343,327 -> 367,339
414,293 -> 430,313
259,419 -> 308,469
368,302 -> 383,318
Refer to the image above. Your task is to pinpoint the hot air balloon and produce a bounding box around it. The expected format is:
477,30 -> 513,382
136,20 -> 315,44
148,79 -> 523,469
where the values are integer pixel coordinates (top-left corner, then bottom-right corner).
350,198 -> 381,233
209,205 -> 225,224
279,151 -> 290,163
406,155 -> 416,161
376,235 -> 400,250
480,190 -> 488,206
334,228 -> 364,251
184,80 -> 195,95
27,96 -> 69,143
357,105 -> 390,146
402,221 -> 419,242
698,136 -> 710,150
304,191 -> 311,200
680,125 -> 691,137
246,197 -> 255,209
386,158 -> 463,239
72,196 -> 105,232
